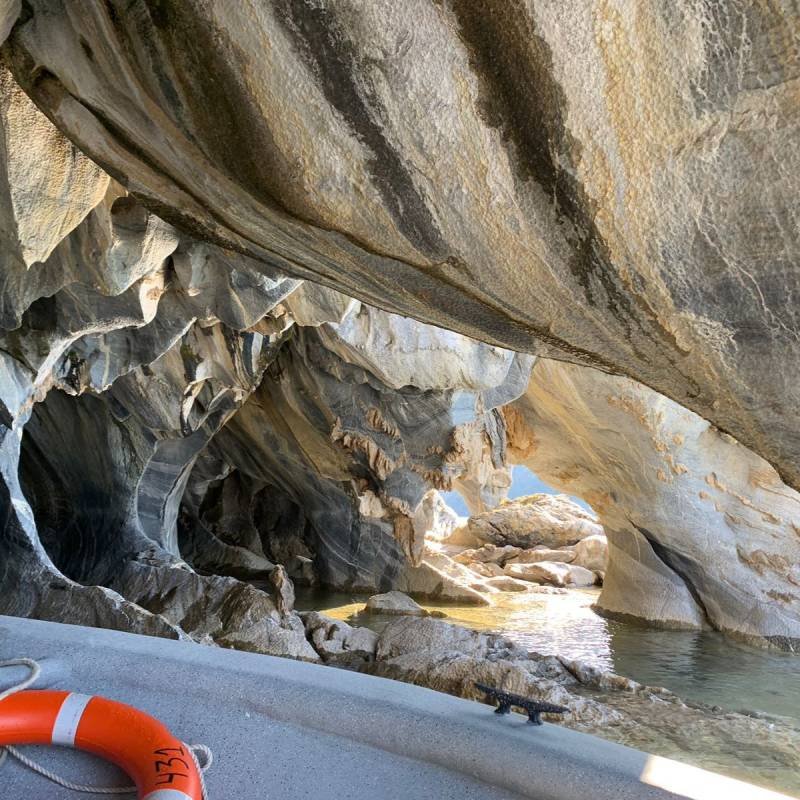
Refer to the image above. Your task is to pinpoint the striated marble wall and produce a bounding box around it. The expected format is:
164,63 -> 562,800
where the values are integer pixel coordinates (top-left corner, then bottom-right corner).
0,4 -> 799,652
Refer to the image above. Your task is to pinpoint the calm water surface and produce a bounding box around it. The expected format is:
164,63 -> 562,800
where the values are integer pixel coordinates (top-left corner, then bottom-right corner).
296,587 -> 800,724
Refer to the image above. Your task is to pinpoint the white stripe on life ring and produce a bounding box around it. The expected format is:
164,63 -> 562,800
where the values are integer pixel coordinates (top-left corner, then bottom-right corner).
142,791 -> 195,800
51,692 -> 93,746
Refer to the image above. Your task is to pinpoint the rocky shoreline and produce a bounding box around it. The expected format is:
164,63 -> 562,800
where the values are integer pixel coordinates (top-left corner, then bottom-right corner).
295,594 -> 800,796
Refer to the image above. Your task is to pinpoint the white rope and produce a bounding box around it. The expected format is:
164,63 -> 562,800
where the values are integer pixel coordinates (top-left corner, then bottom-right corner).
1,744 -> 135,794
0,658 -> 41,700
0,659 -> 212,797
187,743 -> 213,800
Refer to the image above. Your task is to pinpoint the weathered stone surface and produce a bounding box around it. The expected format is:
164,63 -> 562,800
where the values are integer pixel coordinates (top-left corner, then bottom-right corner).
506,359 -> 800,645
398,549 -> 492,605
0,62 -> 109,277
453,544 -> 521,566
566,565 -> 598,588
1,1 -> 800,661
0,68 -> 521,640
569,534 -> 609,572
193,304 -> 528,598
466,562 -> 505,579
302,610 -> 378,663
363,591 -> 429,617
461,494 -> 603,550
482,576 -> 531,593
269,564 -> 296,616
7,0 -> 800,501
504,561 -> 595,588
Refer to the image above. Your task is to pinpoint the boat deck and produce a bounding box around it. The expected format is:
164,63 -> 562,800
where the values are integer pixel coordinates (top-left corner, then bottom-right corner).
0,615 -> 789,799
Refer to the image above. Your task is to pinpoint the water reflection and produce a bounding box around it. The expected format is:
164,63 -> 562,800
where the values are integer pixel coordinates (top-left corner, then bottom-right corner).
296,587 -> 800,724
608,623 -> 800,721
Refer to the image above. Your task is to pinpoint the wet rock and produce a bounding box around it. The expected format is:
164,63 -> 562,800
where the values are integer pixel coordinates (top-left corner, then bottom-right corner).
363,591 -> 434,617
557,657 -> 649,694
303,611 -> 378,664
360,617 -> 800,792
368,617 -> 616,726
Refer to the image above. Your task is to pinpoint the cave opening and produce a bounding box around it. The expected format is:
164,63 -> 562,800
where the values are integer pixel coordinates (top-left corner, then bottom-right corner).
443,465 -> 591,516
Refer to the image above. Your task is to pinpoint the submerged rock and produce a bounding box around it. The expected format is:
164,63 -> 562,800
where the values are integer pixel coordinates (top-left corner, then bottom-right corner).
363,591 -> 440,618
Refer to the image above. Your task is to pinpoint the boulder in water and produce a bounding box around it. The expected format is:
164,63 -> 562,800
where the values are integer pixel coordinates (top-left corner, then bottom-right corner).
505,561 -> 596,588
362,590 -> 444,617
462,495 -> 602,550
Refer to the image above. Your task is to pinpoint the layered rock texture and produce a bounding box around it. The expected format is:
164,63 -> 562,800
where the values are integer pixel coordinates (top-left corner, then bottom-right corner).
0,2 -> 799,658
0,62 -> 528,641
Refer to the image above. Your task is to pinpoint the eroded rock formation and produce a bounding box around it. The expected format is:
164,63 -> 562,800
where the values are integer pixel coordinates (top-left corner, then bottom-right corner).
0,62 -> 532,640
505,359 -> 800,648
3,1 -> 799,498
0,2 -> 799,661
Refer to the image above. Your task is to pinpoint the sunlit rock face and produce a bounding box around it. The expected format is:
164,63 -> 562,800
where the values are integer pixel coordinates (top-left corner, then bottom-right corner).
3,2 -> 800,496
505,359 -> 800,649
458,494 -> 603,550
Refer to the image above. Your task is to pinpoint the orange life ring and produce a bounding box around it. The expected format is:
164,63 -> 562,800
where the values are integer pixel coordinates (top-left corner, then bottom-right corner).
0,689 -> 203,800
